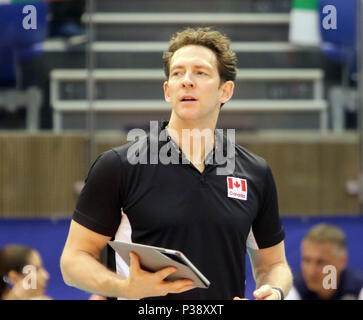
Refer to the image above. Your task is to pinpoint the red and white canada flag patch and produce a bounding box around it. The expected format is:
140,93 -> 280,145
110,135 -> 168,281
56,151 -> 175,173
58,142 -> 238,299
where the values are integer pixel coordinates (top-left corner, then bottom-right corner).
227,177 -> 247,200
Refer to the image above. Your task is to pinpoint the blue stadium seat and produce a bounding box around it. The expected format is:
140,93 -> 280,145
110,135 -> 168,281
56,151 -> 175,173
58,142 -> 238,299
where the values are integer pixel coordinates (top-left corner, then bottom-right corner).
319,0 -> 358,131
319,0 -> 356,46
0,1 -> 48,131
0,1 -> 48,77
0,48 -> 15,87
319,0 -> 357,78
0,1 -> 48,49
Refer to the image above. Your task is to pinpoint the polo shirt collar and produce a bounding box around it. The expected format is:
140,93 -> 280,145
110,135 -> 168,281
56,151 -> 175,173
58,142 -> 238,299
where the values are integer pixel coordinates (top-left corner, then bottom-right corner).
155,120 -> 235,167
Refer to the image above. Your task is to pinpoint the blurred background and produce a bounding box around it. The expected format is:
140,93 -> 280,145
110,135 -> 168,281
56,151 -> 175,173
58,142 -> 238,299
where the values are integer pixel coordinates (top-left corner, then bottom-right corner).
0,0 -> 362,299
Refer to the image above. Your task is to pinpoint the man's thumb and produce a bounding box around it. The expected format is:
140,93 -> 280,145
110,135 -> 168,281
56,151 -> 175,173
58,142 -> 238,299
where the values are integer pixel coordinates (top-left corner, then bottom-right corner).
129,252 -> 140,269
254,285 -> 272,299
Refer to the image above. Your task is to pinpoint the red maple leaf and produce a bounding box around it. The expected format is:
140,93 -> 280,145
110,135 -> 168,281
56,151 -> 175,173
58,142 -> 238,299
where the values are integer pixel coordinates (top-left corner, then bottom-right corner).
234,181 -> 240,188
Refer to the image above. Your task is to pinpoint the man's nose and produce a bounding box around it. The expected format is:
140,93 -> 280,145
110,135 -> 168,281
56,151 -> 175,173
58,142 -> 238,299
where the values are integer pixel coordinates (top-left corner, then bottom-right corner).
42,268 -> 50,280
181,73 -> 195,88
307,263 -> 321,277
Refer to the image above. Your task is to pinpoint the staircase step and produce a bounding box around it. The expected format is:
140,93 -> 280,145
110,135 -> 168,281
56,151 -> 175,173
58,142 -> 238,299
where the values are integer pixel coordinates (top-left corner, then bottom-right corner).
51,68 -> 322,100
53,99 -> 327,112
53,100 -> 327,132
83,13 -> 290,24
82,13 -> 290,42
59,111 -> 323,131
94,0 -> 291,13
42,40 -> 323,69
51,68 -> 324,81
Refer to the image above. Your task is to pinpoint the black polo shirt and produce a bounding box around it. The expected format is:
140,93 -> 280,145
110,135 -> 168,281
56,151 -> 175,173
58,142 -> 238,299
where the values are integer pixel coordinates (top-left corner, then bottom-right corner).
73,120 -> 285,300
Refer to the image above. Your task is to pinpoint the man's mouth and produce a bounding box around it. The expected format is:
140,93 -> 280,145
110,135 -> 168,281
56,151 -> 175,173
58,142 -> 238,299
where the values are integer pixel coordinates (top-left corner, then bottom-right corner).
180,96 -> 197,102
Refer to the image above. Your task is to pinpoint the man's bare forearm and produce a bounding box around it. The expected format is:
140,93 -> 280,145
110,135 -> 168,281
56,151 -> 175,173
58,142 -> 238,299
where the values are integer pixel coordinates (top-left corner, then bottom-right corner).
254,262 -> 293,297
60,250 -> 129,299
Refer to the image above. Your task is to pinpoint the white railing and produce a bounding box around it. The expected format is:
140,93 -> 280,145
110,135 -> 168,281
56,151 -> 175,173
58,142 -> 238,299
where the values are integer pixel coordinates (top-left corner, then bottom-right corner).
50,68 -> 327,133
81,13 -> 290,25
50,68 -> 323,81
42,40 -> 316,53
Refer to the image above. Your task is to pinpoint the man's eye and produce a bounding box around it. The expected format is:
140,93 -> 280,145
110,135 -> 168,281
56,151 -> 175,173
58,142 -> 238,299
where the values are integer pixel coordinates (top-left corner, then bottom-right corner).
197,71 -> 205,75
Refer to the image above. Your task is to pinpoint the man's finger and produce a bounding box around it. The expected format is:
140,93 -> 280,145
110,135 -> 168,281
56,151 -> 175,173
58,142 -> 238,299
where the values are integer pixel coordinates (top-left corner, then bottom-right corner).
172,285 -> 195,294
155,266 -> 177,280
166,278 -> 194,290
253,284 -> 272,299
129,252 -> 141,271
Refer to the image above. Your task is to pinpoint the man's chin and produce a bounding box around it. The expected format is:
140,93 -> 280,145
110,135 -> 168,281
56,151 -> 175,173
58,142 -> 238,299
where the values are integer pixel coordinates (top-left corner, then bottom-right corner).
306,280 -> 323,292
173,109 -> 201,121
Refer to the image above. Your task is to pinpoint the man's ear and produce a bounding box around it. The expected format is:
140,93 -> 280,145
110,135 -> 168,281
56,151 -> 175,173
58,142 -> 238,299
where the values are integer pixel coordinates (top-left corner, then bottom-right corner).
7,270 -> 23,285
339,252 -> 348,271
219,80 -> 234,104
163,81 -> 171,103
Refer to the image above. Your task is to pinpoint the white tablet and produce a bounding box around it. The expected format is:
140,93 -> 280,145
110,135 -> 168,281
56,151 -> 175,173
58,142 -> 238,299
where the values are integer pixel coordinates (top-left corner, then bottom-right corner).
108,240 -> 210,289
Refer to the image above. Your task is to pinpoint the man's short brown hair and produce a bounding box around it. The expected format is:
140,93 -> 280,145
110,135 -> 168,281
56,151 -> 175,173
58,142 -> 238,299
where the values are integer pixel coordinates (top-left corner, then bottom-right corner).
303,223 -> 347,252
162,27 -> 237,82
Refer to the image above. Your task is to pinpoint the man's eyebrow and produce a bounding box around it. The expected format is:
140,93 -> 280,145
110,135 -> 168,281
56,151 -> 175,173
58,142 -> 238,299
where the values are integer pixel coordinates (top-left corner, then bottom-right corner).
170,63 -> 213,71
170,64 -> 184,71
194,63 -> 212,69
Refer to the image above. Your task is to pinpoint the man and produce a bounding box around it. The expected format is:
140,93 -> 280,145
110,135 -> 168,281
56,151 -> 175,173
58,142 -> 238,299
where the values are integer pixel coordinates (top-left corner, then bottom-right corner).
0,244 -> 51,300
60,27 -> 292,300
286,223 -> 363,300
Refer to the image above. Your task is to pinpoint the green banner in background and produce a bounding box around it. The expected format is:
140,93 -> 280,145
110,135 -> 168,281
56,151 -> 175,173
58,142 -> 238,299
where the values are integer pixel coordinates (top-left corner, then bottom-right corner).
289,0 -> 321,46
293,0 -> 319,10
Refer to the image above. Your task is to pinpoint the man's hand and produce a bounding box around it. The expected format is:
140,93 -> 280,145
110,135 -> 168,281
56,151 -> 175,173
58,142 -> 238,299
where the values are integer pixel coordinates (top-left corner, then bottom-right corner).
253,285 -> 281,300
123,252 -> 195,300
233,285 -> 281,300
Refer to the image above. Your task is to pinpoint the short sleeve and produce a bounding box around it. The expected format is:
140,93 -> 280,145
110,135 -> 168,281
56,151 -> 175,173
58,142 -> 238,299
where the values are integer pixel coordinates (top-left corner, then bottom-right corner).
72,149 -> 123,237
250,164 -> 285,249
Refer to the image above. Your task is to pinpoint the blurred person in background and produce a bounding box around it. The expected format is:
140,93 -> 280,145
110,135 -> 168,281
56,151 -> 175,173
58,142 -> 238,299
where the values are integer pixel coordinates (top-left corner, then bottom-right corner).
0,244 -> 51,300
286,223 -> 363,300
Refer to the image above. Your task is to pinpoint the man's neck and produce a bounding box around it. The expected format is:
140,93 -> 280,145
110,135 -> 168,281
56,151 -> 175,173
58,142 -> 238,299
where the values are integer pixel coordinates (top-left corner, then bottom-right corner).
316,288 -> 336,300
315,273 -> 341,300
166,114 -> 218,171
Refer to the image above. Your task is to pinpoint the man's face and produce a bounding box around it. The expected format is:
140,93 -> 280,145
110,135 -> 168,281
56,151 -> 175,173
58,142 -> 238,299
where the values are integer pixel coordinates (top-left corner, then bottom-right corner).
163,44 -> 233,123
26,250 -> 50,296
301,240 -> 347,293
